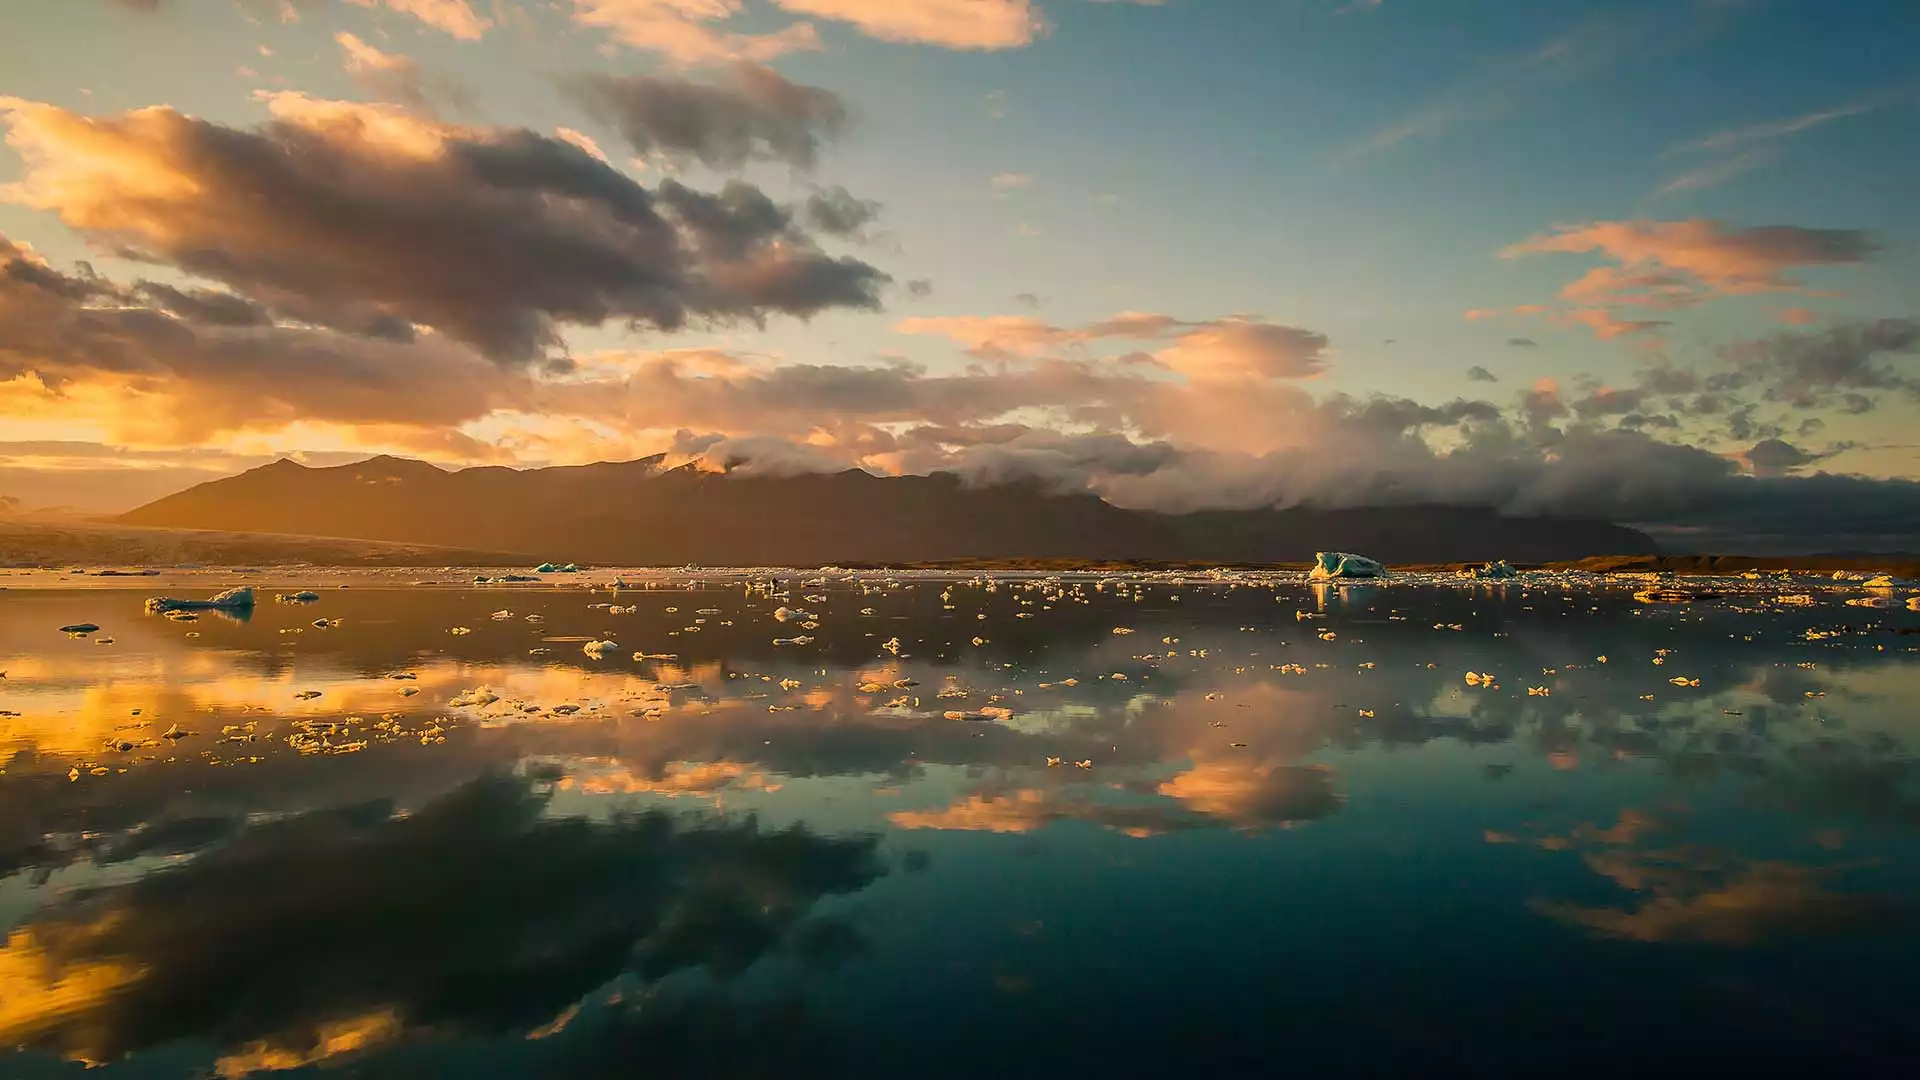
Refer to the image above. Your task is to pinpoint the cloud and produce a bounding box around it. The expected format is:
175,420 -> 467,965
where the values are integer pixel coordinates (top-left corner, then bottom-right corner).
1343,10 -> 1721,159
1466,365 -> 1499,382
10,220 -> 1920,547
894,311 -> 1326,378
768,0 -> 1043,50
990,171 -> 1033,192
1155,320 -> 1330,380
1505,338 -> 1536,348
802,185 -> 881,238
1500,218 -> 1875,340
559,63 -> 849,171
1503,219 -> 1876,297
553,126 -> 608,162
1654,145 -> 1773,197
1557,308 -> 1671,341
567,0 -> 823,66
336,31 -> 433,113
1710,318 -> 1920,408
1738,437 -> 1824,478
0,94 -> 888,364
343,0 -> 492,39
1675,97 -> 1885,157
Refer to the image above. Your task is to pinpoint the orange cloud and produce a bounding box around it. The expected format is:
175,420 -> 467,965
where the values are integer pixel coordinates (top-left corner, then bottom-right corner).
894,312 -> 1327,379
568,0 -> 822,65
1503,218 -> 1874,297
1556,308 -> 1671,341
344,0 -> 491,40
770,0 -> 1042,50
1500,219 -> 1875,341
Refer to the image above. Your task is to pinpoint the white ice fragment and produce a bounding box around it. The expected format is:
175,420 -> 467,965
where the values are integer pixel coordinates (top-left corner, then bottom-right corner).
144,586 -> 256,614
1308,552 -> 1386,580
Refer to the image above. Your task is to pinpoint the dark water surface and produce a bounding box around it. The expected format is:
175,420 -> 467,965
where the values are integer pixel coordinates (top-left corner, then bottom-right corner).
3,571 -> 1918,1077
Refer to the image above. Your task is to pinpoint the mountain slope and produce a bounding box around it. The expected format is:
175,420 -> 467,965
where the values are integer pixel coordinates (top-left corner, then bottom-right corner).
121,456 -> 1659,565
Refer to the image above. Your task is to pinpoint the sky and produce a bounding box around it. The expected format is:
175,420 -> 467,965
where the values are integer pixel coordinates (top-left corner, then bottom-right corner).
1,0 -> 1918,548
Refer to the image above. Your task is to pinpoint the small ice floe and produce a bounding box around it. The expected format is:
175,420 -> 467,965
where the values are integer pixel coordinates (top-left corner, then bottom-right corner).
312,619 -> 338,629
582,640 -> 620,659
449,688 -> 500,708
535,563 -> 583,573
474,574 -> 541,584
1463,561 -> 1518,580
59,622 -> 101,635
275,591 -> 321,603
145,586 -> 255,614
449,626 -> 473,635
1861,575 -> 1899,589
1633,588 -> 1707,604
1308,552 -> 1386,580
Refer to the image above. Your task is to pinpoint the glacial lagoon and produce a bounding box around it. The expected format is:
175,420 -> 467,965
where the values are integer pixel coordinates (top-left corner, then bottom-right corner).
2,568 -> 1918,1076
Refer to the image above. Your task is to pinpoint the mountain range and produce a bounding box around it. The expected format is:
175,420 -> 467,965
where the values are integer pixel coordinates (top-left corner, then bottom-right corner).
120,456 -> 1660,566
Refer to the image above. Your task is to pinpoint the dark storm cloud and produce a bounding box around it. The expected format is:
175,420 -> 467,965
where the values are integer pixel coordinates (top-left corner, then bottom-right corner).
0,96 -> 889,364
1505,337 -> 1537,347
802,185 -> 881,237
1711,318 -> 1920,407
0,236 -> 519,437
133,281 -> 273,327
560,63 -> 850,171
1466,365 -> 1499,382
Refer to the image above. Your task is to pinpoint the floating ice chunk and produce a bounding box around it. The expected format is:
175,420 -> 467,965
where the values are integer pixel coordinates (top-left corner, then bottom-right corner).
59,622 -> 101,634
449,688 -> 500,708
1469,561 -> 1518,580
535,563 -> 583,573
474,574 -> 541,584
582,640 -> 619,659
145,586 -> 256,614
1861,575 -> 1899,588
1308,552 -> 1386,580
275,591 -> 321,603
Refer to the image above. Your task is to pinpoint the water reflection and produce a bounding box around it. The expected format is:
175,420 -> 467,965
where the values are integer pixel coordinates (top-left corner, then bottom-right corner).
1,772 -> 880,1071
2,573 -> 1919,1074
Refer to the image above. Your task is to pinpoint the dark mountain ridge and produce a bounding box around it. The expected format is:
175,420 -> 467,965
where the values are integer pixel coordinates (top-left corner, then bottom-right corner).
120,456 -> 1660,565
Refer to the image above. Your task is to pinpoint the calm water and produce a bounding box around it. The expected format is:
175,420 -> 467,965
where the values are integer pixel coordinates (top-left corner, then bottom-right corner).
2,570 -> 1918,1077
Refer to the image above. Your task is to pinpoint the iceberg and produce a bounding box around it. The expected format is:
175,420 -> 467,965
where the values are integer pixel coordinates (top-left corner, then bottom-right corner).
1308,552 -> 1386,581
144,586 -> 256,614
1474,560 -> 1518,580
